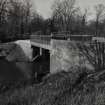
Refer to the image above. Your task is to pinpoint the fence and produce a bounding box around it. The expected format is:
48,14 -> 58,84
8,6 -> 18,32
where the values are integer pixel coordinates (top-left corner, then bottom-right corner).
30,35 -> 51,45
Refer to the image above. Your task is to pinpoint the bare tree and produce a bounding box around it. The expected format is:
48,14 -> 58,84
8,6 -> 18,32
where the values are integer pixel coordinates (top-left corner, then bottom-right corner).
0,0 -> 46,41
0,0 -> 8,25
30,13 -> 45,34
6,0 -> 33,38
23,0 -> 32,34
80,8 -> 89,34
0,0 -> 8,41
94,4 -> 105,36
77,41 -> 105,71
52,0 -> 79,32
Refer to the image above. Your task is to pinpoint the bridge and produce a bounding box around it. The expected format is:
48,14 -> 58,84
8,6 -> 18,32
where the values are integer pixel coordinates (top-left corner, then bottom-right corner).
30,34 -> 96,74
0,34 -> 104,79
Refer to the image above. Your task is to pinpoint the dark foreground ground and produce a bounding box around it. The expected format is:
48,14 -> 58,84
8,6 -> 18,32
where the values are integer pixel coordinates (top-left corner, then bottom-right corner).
0,40 -> 104,105
0,62 -> 105,105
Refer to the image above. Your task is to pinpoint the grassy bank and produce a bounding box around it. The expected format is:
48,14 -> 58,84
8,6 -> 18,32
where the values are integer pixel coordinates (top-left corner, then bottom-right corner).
0,68 -> 105,105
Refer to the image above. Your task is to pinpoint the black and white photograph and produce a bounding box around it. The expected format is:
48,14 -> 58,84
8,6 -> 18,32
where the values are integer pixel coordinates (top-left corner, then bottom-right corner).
0,0 -> 105,105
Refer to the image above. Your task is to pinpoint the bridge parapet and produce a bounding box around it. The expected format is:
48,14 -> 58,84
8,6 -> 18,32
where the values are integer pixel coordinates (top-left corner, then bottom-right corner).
30,34 -> 93,44
30,35 -> 51,50
31,35 -> 51,45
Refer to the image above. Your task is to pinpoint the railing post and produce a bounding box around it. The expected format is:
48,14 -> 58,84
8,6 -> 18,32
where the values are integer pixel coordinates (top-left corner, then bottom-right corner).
40,48 -> 42,56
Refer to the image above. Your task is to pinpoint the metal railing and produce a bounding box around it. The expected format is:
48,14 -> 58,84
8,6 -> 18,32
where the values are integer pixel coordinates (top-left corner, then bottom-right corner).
30,34 -> 93,45
30,35 -> 51,45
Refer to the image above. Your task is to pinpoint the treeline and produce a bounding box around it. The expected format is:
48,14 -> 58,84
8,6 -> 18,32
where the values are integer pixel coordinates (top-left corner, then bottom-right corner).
51,0 -> 105,36
0,0 -> 105,42
0,0 -> 50,41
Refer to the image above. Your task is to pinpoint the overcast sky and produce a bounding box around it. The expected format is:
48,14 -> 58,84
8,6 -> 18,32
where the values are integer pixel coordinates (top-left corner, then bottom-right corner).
32,0 -> 105,19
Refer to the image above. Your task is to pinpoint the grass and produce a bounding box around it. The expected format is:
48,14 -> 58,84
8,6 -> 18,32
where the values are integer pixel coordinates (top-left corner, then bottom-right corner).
0,69 -> 105,105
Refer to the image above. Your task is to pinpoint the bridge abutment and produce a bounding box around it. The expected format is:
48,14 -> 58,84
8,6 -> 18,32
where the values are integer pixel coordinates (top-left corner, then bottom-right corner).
50,40 -> 95,74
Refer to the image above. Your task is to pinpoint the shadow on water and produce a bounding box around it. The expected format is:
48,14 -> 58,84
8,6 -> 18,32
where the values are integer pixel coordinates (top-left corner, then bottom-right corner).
0,57 -> 28,93
31,55 -> 50,83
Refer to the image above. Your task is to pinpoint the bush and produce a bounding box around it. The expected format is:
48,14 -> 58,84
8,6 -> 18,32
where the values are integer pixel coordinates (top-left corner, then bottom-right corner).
0,69 -> 105,105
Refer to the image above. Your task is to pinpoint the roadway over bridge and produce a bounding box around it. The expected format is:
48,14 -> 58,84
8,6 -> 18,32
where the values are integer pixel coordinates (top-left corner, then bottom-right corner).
30,34 -> 93,50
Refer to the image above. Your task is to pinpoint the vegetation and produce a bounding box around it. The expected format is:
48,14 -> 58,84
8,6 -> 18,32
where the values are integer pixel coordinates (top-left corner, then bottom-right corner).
0,0 -> 105,104
0,0 -> 105,42
51,0 -> 105,35
0,69 -> 104,105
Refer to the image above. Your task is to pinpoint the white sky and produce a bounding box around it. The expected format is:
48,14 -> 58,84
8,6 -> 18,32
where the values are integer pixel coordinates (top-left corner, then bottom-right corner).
32,0 -> 105,19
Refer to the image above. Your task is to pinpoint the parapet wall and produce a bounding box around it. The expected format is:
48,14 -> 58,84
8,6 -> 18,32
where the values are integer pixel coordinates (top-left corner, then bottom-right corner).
50,40 -> 95,74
